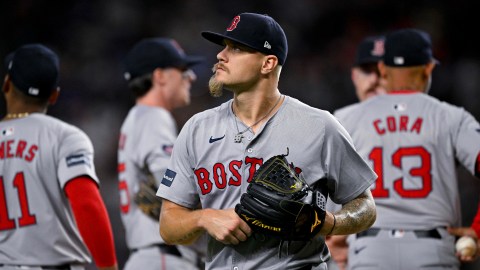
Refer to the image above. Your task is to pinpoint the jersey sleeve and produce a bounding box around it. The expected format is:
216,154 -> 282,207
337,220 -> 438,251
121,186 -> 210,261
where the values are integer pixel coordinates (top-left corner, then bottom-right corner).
57,127 -> 99,188
321,114 -> 377,205
452,108 -> 480,177
156,117 -> 200,209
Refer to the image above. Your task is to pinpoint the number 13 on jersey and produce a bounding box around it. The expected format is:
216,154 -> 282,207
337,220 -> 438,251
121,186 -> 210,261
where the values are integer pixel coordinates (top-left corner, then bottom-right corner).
369,146 -> 432,199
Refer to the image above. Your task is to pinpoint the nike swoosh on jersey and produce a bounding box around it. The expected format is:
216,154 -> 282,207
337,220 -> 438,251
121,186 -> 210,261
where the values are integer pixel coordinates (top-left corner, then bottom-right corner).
354,246 -> 367,254
209,135 -> 225,143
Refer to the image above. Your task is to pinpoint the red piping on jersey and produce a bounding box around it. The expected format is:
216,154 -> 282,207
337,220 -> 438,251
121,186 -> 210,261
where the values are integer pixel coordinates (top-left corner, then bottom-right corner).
387,90 -> 421,95
65,176 -> 117,268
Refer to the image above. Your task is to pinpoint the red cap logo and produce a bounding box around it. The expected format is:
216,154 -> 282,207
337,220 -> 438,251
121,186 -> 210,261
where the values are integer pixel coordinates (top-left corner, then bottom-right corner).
226,15 -> 241,31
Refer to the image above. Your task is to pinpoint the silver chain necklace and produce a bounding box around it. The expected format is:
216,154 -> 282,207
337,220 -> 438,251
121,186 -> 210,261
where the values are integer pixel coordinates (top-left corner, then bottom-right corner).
232,95 -> 283,143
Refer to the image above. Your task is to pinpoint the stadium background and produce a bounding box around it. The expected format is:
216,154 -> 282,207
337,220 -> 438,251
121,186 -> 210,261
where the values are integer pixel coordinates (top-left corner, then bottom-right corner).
1,1 -> 479,269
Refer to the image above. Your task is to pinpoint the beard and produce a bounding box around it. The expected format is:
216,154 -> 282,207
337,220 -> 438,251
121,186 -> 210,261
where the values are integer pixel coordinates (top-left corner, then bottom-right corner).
208,74 -> 224,97
208,63 -> 224,97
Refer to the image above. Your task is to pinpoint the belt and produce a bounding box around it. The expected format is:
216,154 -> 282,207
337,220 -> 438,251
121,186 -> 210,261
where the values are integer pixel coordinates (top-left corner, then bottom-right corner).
356,227 -> 442,239
131,243 -> 182,257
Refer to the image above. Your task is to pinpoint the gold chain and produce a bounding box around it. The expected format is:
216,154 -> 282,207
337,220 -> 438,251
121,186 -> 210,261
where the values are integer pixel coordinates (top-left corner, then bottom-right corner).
4,112 -> 30,119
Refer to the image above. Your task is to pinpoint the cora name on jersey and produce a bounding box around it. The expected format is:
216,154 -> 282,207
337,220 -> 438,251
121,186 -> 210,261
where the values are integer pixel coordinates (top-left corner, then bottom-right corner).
373,115 -> 423,135
0,139 -> 38,162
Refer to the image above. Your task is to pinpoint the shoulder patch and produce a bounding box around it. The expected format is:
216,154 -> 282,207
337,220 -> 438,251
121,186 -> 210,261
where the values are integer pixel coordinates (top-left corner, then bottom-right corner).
161,169 -> 177,187
162,144 -> 174,155
66,154 -> 91,167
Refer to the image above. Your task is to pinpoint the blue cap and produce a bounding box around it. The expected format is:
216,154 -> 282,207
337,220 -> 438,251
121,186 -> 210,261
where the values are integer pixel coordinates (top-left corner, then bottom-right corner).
4,44 -> 59,98
123,37 -> 204,81
384,28 -> 438,67
354,35 -> 385,66
201,13 -> 288,65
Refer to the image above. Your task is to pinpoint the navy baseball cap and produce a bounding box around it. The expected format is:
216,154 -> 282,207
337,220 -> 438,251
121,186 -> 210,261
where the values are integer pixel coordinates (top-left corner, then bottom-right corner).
354,35 -> 385,66
4,44 -> 59,98
383,28 -> 438,67
201,13 -> 288,65
123,37 -> 204,81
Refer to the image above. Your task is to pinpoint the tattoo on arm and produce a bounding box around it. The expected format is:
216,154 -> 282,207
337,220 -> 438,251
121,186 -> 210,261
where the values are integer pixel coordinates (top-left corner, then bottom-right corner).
172,229 -> 203,244
332,190 -> 376,235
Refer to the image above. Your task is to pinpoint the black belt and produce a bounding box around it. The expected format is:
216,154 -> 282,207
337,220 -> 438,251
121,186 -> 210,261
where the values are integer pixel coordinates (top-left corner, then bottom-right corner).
131,243 -> 182,257
356,227 -> 442,239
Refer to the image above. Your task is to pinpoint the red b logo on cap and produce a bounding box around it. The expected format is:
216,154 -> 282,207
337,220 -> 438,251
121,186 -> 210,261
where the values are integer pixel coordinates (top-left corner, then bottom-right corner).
227,16 -> 240,31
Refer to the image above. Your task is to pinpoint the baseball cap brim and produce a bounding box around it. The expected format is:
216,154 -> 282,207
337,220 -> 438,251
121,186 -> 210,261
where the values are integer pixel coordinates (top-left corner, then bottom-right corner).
354,56 -> 382,66
201,31 -> 260,52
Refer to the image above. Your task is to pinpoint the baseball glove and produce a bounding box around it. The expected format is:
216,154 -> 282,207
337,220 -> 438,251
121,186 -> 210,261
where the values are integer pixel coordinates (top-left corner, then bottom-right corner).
235,150 -> 328,241
134,175 -> 162,220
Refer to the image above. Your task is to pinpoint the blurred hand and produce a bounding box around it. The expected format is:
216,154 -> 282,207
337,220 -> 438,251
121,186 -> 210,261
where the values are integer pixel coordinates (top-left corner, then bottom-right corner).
326,235 -> 349,270
448,226 -> 479,262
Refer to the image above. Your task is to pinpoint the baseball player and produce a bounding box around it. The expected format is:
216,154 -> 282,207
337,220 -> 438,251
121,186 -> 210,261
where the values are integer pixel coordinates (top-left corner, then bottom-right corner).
326,34 -> 386,270
350,35 -> 386,102
334,29 -> 480,270
0,44 -> 117,270
118,37 -> 204,270
156,12 -> 377,270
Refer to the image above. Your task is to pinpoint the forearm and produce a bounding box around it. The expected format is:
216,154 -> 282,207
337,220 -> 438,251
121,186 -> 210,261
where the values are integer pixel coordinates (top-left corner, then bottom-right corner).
65,177 -> 117,269
159,200 -> 206,245
329,189 -> 376,235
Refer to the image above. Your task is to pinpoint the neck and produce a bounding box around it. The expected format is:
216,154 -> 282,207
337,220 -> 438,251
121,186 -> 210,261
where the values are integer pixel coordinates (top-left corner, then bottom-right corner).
232,91 -> 284,132
136,88 -> 171,111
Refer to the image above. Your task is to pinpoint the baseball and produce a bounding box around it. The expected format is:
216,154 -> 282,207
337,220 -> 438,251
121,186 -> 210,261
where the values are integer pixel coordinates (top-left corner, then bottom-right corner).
455,236 -> 477,257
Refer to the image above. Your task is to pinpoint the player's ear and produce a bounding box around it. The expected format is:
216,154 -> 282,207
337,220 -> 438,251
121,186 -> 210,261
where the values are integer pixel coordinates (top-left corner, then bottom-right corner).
261,55 -> 278,74
48,87 -> 60,105
424,61 -> 436,77
378,61 -> 387,79
152,68 -> 166,85
2,75 -> 11,94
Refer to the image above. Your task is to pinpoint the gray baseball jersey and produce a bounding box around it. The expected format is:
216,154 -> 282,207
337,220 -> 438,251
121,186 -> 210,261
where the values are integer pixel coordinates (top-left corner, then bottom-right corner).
0,113 -> 98,265
334,92 -> 480,230
335,91 -> 480,270
118,105 -> 200,270
157,96 -> 376,270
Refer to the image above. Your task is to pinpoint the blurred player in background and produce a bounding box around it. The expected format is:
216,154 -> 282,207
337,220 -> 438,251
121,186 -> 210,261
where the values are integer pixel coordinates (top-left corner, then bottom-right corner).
0,44 -> 117,270
350,35 -> 386,102
117,37 -> 204,270
334,28 -> 480,269
327,34 -> 386,270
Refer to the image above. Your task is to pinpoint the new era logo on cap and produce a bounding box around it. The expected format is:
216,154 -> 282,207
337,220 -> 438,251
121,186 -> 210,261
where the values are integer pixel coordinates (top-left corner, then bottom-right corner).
201,12 -> 288,65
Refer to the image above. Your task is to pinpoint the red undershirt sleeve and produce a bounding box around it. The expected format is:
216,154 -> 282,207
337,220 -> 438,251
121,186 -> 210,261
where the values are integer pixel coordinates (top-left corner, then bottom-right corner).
65,176 -> 117,268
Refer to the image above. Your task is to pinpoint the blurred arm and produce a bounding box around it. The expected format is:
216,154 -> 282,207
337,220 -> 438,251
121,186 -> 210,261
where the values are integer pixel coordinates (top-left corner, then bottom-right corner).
65,176 -> 118,270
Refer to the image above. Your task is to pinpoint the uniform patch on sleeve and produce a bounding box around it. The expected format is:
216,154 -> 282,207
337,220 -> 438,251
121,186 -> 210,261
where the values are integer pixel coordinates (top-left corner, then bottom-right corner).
162,144 -> 174,155
161,169 -> 176,187
66,154 -> 91,167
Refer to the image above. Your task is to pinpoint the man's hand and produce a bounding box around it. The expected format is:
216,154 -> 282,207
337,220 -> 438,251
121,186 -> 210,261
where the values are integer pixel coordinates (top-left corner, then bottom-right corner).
326,235 -> 348,270
448,226 -> 479,262
201,208 -> 252,245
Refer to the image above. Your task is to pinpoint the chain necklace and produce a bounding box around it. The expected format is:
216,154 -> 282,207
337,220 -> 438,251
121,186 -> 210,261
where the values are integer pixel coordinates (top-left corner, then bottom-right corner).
232,95 -> 283,143
4,112 -> 30,119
